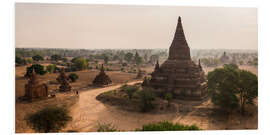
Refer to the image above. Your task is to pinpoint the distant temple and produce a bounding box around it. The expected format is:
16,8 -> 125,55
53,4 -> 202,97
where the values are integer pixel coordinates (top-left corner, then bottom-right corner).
93,64 -> 112,86
57,68 -> 72,92
145,17 -> 208,100
220,52 -> 230,64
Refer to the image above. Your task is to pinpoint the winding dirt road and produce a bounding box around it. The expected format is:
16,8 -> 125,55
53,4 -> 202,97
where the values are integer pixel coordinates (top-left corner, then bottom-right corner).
63,80 -> 256,132
64,81 -> 186,132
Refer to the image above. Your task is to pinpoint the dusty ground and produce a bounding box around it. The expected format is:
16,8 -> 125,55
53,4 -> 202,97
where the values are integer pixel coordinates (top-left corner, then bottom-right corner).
15,65 -> 258,133
62,82 -> 257,132
15,65 -> 137,133
15,65 -> 137,98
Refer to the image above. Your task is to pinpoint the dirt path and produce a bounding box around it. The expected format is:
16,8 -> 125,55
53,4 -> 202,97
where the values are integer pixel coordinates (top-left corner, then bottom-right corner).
64,81 -> 213,132
63,80 -> 257,132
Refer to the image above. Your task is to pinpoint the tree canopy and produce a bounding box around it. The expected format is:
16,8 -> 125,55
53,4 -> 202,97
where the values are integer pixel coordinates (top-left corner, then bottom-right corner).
32,55 -> 44,61
50,54 -> 62,61
124,52 -> 133,63
207,64 -> 258,114
25,106 -> 72,133
25,64 -> 47,77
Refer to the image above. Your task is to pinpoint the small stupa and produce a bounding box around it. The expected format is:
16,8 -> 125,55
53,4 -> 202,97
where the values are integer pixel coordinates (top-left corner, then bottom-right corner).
220,52 -> 230,64
92,64 -> 112,86
57,68 -> 72,92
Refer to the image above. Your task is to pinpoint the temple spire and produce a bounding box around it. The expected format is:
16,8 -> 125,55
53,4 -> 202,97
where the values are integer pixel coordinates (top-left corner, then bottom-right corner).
198,59 -> 202,69
168,16 -> 191,60
101,64 -> 104,72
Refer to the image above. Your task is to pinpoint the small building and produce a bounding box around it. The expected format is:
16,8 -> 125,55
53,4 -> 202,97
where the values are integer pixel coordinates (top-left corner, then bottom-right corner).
25,70 -> 48,99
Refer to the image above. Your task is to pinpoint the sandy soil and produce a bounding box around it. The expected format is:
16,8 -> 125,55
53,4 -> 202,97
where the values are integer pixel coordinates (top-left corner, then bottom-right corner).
63,81 -> 257,132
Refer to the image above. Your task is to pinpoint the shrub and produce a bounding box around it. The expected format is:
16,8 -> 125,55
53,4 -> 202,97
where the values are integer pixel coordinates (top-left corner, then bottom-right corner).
46,64 -> 57,73
68,73 -> 79,82
122,63 -> 128,67
136,121 -> 200,131
165,93 -> 173,107
122,85 -> 138,100
25,106 -> 72,133
97,123 -> 118,132
138,88 -> 156,112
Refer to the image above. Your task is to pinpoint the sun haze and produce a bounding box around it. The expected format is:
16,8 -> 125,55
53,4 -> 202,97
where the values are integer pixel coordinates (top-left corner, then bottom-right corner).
15,3 -> 257,50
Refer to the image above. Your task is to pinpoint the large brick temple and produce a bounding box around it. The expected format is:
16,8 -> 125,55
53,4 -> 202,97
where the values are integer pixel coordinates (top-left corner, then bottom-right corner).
147,17 -> 208,100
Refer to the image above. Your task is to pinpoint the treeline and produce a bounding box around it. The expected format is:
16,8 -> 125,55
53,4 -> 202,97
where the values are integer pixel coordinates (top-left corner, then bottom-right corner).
15,48 -> 258,67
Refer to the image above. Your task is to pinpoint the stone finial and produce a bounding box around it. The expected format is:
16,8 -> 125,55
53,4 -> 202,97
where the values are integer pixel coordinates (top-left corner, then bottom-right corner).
101,64 -> 104,72
155,60 -> 160,71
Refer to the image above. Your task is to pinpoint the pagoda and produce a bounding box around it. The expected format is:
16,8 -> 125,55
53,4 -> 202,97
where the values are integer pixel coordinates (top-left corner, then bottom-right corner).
93,64 -> 112,86
146,17 -> 208,100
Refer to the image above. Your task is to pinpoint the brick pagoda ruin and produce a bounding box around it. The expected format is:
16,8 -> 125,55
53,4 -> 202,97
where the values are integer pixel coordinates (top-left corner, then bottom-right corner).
92,64 -> 112,86
57,68 -> 72,92
25,70 -> 48,100
145,17 -> 208,100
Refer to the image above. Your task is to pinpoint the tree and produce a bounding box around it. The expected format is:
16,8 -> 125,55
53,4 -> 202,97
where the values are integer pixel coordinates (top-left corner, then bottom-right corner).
15,55 -> 25,65
32,55 -> 44,61
25,64 -> 47,78
71,57 -> 88,71
134,52 -> 144,65
51,54 -> 62,61
122,85 -> 138,100
237,70 -> 258,115
144,53 -> 148,62
26,58 -> 33,64
165,93 -> 173,107
149,55 -> 159,64
207,64 -> 258,115
46,64 -> 56,73
103,54 -> 109,64
138,88 -> 156,112
124,52 -> 133,63
25,106 -> 72,133
207,65 -> 239,113
68,73 -> 79,82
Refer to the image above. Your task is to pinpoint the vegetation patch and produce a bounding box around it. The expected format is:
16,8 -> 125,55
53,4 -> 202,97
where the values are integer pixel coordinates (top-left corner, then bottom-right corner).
136,121 -> 200,131
97,84 -> 175,113
25,106 -> 72,133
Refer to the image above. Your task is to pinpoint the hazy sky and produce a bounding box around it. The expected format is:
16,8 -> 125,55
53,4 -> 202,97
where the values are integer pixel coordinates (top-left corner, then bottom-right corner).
15,3 -> 257,50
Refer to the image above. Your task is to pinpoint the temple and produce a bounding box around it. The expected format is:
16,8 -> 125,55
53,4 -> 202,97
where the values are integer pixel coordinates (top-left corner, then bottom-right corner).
57,68 -> 72,92
93,64 -> 112,86
146,17 -> 208,100
25,70 -> 48,100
